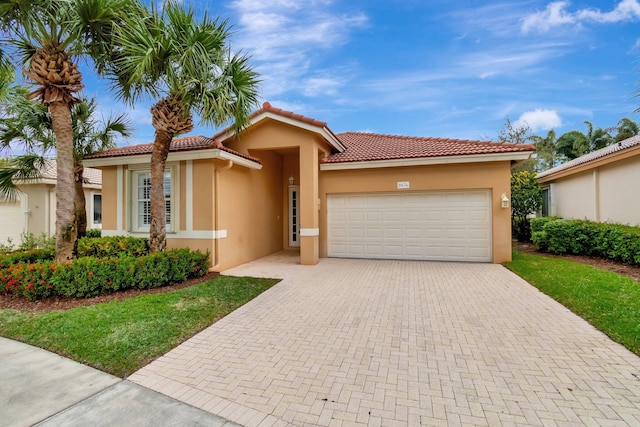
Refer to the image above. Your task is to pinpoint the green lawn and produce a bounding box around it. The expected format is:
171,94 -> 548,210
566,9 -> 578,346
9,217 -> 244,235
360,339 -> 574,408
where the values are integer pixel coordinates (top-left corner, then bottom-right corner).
0,276 -> 278,377
505,250 -> 640,356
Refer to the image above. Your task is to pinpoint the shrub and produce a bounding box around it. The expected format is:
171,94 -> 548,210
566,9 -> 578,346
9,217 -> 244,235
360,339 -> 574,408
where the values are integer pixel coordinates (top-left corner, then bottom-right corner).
0,261 -> 56,300
531,218 -> 640,266
85,229 -> 102,238
511,171 -> 542,242
2,248 -> 210,300
0,249 -> 55,267
77,236 -> 150,258
530,216 -> 560,233
18,232 -> 55,251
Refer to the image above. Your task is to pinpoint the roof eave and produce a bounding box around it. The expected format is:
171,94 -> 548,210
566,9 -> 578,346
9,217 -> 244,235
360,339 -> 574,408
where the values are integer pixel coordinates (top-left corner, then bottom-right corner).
216,111 -> 347,152
320,151 -> 534,171
83,148 -> 262,170
537,143 -> 640,183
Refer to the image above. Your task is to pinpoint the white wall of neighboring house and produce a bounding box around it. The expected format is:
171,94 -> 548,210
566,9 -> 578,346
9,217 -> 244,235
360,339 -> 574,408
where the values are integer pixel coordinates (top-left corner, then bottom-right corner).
544,154 -> 640,226
552,170 -> 597,221
0,184 -> 102,246
598,156 -> 640,225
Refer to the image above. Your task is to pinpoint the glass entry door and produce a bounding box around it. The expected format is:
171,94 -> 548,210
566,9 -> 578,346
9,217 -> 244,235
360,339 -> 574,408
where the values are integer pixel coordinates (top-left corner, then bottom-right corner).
289,186 -> 300,247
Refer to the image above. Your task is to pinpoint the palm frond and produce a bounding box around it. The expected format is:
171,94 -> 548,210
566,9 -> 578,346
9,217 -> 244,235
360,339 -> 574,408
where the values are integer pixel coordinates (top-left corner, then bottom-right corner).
0,153 -> 46,201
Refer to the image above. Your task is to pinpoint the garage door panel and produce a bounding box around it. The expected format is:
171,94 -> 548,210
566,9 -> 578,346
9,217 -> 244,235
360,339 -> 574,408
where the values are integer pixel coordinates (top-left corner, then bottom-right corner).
328,190 -> 492,262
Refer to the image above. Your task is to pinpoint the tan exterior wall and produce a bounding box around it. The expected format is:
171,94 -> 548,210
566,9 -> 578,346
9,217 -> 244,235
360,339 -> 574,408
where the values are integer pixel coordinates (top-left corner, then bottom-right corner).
216,150 -> 283,270
553,170 -> 596,221
319,161 -> 513,263
192,160 -> 215,231
101,167 -> 118,231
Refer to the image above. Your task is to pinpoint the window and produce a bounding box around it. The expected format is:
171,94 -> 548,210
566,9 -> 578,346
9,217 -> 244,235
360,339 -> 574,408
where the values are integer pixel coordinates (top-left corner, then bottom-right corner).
92,193 -> 102,225
131,169 -> 174,232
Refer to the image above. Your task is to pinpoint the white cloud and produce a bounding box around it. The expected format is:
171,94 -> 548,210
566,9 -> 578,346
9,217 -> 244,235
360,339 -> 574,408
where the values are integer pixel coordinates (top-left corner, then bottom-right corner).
228,0 -> 367,101
522,1 -> 576,33
577,0 -> 640,23
522,0 -> 640,33
514,109 -> 562,131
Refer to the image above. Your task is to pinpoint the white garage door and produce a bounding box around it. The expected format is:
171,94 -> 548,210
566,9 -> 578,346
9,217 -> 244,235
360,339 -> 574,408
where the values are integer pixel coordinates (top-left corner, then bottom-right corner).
328,190 -> 492,262
0,193 -> 27,246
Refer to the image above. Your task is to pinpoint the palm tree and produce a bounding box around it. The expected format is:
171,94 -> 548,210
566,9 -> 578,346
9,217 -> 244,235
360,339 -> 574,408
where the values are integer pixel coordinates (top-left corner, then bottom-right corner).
0,0 -> 139,261
71,99 -> 130,237
0,94 -> 130,237
613,117 -> 639,143
110,1 -> 260,252
584,121 -> 612,151
556,130 -> 589,161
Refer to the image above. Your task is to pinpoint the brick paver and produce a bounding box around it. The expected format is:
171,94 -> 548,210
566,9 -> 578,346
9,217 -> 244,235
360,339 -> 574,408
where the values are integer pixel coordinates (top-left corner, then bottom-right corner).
129,252 -> 640,426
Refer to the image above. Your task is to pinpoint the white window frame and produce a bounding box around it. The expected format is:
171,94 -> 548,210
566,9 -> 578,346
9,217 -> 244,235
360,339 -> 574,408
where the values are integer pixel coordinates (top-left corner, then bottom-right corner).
89,191 -> 102,229
129,165 -> 179,234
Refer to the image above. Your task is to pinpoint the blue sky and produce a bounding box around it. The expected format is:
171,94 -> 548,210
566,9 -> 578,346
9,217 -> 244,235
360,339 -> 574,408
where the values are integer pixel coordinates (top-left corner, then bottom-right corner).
84,0 -> 640,146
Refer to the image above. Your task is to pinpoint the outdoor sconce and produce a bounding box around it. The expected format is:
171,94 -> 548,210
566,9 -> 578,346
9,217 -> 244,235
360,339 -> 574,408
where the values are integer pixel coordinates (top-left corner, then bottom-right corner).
501,193 -> 510,209
288,176 -> 295,186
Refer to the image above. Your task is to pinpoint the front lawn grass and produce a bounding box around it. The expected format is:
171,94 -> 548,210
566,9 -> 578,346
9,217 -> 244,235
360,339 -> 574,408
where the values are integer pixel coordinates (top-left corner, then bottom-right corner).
0,276 -> 278,377
505,250 -> 640,356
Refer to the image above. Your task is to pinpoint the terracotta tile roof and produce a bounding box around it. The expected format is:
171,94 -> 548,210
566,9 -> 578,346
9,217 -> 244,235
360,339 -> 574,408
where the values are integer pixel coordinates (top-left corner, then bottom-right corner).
86,135 -> 261,164
323,132 -> 536,163
537,135 -> 640,179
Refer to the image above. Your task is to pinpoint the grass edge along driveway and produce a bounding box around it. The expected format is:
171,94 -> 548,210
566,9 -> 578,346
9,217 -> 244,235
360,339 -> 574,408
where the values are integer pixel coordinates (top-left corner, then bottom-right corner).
505,250 -> 640,357
0,276 -> 278,378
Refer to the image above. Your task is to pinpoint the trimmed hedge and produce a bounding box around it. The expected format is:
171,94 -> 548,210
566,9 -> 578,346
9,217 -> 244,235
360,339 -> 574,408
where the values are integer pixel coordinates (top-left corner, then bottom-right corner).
1,248 -> 209,300
0,249 -> 55,267
77,236 -> 150,258
531,217 -> 640,265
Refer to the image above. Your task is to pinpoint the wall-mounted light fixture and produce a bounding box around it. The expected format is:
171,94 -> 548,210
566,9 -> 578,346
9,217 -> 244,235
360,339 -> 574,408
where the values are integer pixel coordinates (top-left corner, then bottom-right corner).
501,193 -> 510,209
288,176 -> 295,186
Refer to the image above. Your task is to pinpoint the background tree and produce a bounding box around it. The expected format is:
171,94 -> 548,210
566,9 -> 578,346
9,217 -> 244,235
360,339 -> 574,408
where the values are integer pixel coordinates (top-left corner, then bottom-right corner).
555,130 -> 589,161
584,120 -> 612,151
612,117 -> 639,142
0,0 -> 137,261
0,93 -> 130,237
110,0 -> 260,252
529,129 -> 557,171
496,117 -> 537,172
511,171 -> 542,242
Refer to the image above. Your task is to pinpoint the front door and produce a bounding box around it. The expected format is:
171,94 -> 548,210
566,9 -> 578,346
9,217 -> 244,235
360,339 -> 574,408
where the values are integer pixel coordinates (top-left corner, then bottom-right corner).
288,185 -> 300,247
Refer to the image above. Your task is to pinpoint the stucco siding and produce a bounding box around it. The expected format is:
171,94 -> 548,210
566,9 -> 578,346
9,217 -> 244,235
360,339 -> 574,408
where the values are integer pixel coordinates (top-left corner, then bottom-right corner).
319,161 -> 513,263
553,171 -> 596,221
101,167 -> 118,231
598,156 -> 640,225
216,150 -> 284,270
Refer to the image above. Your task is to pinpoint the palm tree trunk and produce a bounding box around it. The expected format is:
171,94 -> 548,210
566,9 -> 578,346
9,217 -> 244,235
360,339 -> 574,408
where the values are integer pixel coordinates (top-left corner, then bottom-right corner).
49,101 -> 77,262
74,162 -> 87,239
149,129 -> 172,252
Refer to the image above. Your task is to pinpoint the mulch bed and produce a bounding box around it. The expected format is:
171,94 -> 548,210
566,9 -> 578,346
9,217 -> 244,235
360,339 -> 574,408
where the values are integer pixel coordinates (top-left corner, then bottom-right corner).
3,245 -> 640,312
513,240 -> 640,282
0,272 -> 219,313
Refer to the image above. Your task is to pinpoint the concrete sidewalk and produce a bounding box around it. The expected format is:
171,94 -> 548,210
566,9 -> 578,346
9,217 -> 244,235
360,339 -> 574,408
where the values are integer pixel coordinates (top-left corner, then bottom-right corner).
0,337 -> 239,427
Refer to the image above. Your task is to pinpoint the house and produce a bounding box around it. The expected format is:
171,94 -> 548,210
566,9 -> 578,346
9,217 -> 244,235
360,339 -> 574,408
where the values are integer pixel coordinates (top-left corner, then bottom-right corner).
537,135 -> 640,225
84,102 -> 535,271
0,160 -> 103,245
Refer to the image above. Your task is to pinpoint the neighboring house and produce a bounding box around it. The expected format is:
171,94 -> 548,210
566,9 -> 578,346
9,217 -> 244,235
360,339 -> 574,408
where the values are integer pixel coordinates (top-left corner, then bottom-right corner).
84,102 -> 534,271
537,135 -> 640,225
0,160 -> 102,245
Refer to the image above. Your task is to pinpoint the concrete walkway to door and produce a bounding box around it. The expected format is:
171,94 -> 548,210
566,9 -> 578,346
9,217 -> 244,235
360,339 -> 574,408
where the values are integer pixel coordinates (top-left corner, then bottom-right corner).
129,253 -> 640,426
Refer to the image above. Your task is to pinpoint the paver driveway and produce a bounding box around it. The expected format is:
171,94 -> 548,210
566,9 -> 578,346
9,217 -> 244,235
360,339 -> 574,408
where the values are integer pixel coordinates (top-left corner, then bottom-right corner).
129,252 -> 640,426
